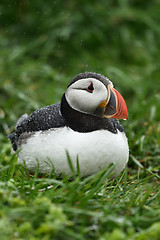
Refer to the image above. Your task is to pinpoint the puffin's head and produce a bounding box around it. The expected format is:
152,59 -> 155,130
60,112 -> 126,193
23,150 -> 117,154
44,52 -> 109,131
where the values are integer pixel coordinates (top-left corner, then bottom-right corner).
64,72 -> 128,120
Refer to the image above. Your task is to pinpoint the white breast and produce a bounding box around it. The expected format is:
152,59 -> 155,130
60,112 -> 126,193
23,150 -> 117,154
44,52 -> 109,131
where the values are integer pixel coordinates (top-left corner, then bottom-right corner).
18,127 -> 129,177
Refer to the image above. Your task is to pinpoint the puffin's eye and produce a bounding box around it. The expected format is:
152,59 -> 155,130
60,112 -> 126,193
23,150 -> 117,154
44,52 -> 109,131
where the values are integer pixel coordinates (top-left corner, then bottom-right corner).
86,83 -> 94,93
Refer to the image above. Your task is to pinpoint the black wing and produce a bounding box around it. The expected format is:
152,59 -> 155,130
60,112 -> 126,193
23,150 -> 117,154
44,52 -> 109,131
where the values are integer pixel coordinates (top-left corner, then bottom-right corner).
8,102 -> 66,151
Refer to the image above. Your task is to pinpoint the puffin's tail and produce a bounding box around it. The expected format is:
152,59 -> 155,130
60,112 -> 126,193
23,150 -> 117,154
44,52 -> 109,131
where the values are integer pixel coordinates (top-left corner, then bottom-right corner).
8,131 -> 18,151
8,113 -> 29,151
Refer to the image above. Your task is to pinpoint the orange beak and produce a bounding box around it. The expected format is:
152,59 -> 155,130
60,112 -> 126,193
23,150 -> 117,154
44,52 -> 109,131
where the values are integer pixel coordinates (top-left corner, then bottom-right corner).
103,87 -> 128,120
110,88 -> 128,120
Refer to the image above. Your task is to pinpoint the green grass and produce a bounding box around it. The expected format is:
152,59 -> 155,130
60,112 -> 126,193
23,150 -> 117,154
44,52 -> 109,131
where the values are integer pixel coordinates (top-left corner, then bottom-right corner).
0,0 -> 160,239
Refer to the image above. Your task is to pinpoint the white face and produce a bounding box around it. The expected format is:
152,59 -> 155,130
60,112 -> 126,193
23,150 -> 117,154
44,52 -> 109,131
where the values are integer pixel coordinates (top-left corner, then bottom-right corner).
65,78 -> 111,115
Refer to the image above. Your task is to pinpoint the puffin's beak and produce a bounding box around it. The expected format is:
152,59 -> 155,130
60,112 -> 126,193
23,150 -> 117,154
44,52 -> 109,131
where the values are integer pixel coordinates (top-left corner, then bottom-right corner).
100,87 -> 128,120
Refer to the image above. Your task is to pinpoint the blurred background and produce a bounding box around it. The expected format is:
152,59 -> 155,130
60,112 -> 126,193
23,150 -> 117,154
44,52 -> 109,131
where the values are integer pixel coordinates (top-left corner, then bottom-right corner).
0,0 -> 160,172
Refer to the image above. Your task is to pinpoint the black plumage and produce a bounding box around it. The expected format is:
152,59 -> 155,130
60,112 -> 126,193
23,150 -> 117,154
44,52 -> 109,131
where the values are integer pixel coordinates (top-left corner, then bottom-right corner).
8,103 -> 66,151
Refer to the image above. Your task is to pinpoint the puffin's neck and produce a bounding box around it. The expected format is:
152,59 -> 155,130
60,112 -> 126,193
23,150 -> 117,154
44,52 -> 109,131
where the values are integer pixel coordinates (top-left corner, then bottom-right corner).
60,94 -> 118,133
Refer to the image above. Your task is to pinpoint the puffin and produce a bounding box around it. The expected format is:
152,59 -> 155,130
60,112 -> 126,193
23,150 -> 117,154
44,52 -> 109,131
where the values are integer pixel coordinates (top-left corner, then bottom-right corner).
8,72 -> 129,177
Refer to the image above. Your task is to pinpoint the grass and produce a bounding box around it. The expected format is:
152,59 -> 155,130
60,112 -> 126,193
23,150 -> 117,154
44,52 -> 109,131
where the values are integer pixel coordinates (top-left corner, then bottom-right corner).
0,157 -> 159,239
0,0 -> 160,239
